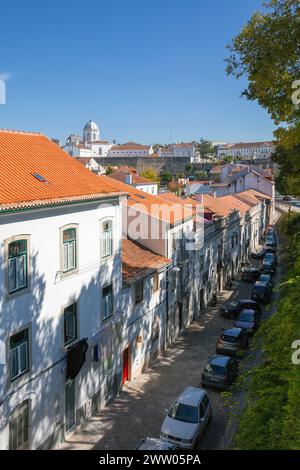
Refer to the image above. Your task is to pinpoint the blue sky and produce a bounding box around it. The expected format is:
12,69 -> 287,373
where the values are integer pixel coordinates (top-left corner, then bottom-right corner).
0,0 -> 275,144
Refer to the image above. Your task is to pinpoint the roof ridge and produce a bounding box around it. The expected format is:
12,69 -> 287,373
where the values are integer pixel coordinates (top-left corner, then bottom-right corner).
0,129 -> 43,136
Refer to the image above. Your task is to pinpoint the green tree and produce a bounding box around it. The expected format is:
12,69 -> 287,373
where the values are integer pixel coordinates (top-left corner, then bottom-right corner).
105,166 -> 113,175
140,168 -> 160,182
226,0 -> 300,193
160,171 -> 173,182
196,139 -> 214,161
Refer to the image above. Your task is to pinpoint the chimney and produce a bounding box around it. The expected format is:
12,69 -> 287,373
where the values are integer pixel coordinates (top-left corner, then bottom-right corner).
125,173 -> 133,185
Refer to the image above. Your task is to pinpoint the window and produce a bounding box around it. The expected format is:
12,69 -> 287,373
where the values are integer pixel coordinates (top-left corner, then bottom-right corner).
63,228 -> 77,273
10,329 -> 29,381
153,272 -> 159,293
64,303 -> 77,346
135,280 -> 144,305
8,240 -> 28,294
9,401 -> 29,450
103,284 -> 113,321
101,220 -> 113,258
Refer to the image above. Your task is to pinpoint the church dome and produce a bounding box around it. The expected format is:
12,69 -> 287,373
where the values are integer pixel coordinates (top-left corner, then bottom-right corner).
83,120 -> 100,142
83,120 -> 99,132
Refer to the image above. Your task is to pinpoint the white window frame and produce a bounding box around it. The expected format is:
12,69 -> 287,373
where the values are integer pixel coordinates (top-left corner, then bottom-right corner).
60,224 -> 79,277
101,219 -> 113,259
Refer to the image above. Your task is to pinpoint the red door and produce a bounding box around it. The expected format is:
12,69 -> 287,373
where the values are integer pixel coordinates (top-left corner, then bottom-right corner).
123,348 -> 129,384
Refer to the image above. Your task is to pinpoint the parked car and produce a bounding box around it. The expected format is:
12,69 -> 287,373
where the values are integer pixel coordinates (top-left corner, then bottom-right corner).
251,281 -> 272,303
219,299 -> 261,319
263,245 -> 276,254
201,355 -> 239,391
216,327 -> 249,357
234,309 -> 260,335
262,255 -> 276,273
136,438 -> 176,450
259,273 -> 273,289
265,234 -> 277,247
261,260 -> 275,274
264,252 -> 277,265
283,195 -> 291,201
160,387 -> 212,449
241,266 -> 261,282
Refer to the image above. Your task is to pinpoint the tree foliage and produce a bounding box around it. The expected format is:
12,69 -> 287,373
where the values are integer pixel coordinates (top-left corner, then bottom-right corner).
140,168 -> 160,182
226,0 -> 300,194
233,213 -> 300,449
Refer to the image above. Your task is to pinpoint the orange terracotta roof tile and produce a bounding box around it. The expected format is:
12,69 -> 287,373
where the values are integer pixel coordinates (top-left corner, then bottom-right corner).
233,189 -> 271,206
201,194 -> 250,217
122,238 -> 171,284
0,130 -> 126,211
105,177 -> 193,225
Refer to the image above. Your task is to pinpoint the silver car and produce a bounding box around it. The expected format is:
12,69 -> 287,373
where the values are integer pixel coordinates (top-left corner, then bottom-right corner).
160,386 -> 212,449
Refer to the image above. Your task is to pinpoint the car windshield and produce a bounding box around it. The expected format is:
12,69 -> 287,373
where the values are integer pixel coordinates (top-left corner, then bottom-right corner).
265,253 -> 274,259
206,363 -> 226,376
223,334 -> 238,344
238,311 -> 254,322
260,275 -> 269,283
168,402 -> 198,424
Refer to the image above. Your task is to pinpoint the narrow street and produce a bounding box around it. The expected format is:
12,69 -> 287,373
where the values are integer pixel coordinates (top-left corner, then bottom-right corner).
59,268 -> 269,451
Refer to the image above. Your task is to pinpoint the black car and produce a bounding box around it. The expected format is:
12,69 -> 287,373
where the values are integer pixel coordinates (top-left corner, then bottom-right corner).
201,355 -> 239,391
241,266 -> 261,282
216,328 -> 249,357
219,299 -> 261,319
251,281 -> 272,303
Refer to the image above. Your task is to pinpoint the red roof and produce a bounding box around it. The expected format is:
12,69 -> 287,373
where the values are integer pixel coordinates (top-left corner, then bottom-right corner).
0,130 -> 125,211
122,238 -> 170,284
105,177 -> 193,225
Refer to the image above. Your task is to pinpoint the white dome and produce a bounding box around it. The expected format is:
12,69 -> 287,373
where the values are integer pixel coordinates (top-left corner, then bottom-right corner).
83,120 -> 100,142
83,120 -> 99,132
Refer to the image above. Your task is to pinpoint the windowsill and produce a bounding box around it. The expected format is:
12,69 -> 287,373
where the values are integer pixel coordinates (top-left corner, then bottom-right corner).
101,253 -> 115,263
6,286 -> 30,302
9,370 -> 30,390
102,315 -> 114,323
63,338 -> 78,350
60,268 -> 79,280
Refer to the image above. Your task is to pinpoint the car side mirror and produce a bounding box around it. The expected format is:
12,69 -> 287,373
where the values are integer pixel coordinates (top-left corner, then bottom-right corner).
165,408 -> 169,414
